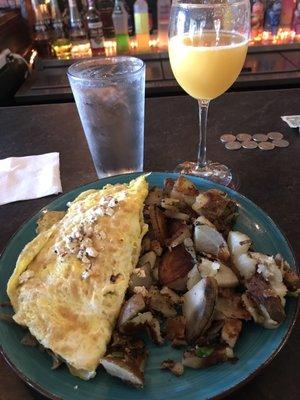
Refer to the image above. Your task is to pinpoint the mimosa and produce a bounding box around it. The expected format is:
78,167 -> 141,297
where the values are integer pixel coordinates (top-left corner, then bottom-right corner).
169,31 -> 248,100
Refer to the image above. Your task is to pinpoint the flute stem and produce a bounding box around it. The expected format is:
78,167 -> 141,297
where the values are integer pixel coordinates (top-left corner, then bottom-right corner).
196,99 -> 210,169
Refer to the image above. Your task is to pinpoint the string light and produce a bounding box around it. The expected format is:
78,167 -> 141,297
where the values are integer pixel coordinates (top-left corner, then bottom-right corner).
250,29 -> 298,46
60,30 -> 299,59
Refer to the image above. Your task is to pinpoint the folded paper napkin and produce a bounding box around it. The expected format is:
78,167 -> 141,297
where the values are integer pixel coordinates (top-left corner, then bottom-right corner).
0,153 -> 62,206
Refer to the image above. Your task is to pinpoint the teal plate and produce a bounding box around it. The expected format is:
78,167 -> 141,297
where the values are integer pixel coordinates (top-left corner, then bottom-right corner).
0,172 -> 298,400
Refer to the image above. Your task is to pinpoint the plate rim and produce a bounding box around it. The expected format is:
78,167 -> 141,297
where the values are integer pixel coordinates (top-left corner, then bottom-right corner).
0,171 -> 299,400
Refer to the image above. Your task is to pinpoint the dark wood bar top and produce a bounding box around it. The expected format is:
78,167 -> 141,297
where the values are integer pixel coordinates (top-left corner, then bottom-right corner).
0,88 -> 299,400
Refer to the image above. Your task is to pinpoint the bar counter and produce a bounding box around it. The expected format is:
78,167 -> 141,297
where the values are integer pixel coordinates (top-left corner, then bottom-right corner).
0,88 -> 299,400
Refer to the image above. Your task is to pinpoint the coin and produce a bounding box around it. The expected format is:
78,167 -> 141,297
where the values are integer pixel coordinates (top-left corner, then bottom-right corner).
273,139 -> 290,148
242,140 -> 258,149
237,133 -> 252,142
220,134 -> 236,143
253,134 -> 268,142
225,141 -> 241,150
258,141 -> 275,150
267,131 -> 283,140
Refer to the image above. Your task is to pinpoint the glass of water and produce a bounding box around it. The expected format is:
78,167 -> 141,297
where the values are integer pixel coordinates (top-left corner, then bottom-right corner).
68,57 -> 145,178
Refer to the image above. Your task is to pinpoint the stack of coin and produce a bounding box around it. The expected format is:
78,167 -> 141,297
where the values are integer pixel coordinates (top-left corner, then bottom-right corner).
237,133 -> 258,149
253,134 -> 275,150
220,131 -> 290,151
267,132 -> 289,148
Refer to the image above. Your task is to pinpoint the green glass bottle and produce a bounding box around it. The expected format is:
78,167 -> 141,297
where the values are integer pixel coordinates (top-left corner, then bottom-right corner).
112,0 -> 130,53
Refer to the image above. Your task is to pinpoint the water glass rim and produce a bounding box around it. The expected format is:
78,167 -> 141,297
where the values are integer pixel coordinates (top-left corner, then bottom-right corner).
67,56 -> 145,82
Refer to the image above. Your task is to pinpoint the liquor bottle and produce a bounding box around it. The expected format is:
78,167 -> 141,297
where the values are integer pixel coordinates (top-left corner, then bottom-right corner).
49,0 -> 72,59
133,0 -> 150,52
39,1 -> 52,26
86,0 -> 106,55
292,1 -> 300,33
264,0 -> 282,34
124,1 -> 133,36
148,0 -> 153,33
280,0 -> 296,28
96,0 -> 115,38
157,0 -> 170,48
31,0 -> 52,57
251,0 -> 265,37
68,0 -> 87,41
49,0 -> 65,38
112,0 -> 130,53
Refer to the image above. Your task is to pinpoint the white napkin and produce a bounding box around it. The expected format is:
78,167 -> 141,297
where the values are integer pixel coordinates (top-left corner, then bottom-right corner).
0,153 -> 62,206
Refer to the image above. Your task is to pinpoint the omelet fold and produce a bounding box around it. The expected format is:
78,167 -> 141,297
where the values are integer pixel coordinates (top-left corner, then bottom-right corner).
7,176 -> 148,379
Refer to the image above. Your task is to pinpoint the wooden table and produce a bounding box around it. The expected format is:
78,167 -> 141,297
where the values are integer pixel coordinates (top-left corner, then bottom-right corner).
0,88 -> 299,400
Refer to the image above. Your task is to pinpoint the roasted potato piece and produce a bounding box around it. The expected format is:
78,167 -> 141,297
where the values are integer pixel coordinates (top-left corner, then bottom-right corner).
228,231 -> 252,257
194,224 -> 230,262
180,239 -> 195,263
149,205 -> 168,246
145,187 -> 164,206
129,263 -> 153,292
158,244 -> 194,288
245,274 -> 285,328
101,356 -> 145,388
170,176 -> 199,206
195,215 -> 215,228
161,197 -> 181,212
250,252 -> 287,303
138,251 -> 157,270
183,345 -> 234,369
187,264 -> 202,291
133,286 -> 149,297
118,294 -> 146,332
141,236 -> 151,254
165,316 -> 186,347
282,269 -> 300,293
241,293 -> 265,325
183,277 -> 218,343
150,240 -> 163,256
164,209 -> 190,221
192,189 -> 237,236
109,333 -> 146,356
120,311 -> 153,333
167,276 -> 188,291
121,311 -> 164,345
160,287 -> 182,304
147,287 -> 177,318
187,259 -> 238,291
164,178 -> 175,195
216,289 -> 251,320
197,320 -> 225,345
215,264 -> 239,288
198,259 -> 239,288
147,316 -> 164,345
228,231 -> 256,280
221,319 -> 242,348
161,359 -> 184,376
108,335 -> 148,374
165,221 -> 191,249
275,254 -> 300,293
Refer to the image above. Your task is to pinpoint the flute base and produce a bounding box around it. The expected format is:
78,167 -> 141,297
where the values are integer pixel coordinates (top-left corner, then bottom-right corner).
174,161 -> 239,190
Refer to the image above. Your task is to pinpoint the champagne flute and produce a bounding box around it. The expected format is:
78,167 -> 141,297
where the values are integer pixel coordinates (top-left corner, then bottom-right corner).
169,0 -> 250,187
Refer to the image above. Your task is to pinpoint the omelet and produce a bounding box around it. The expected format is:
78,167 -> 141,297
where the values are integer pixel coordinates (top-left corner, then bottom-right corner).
7,176 -> 148,379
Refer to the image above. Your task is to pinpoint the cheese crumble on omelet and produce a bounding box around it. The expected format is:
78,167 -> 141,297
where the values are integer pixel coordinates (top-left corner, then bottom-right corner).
7,176 -> 148,379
